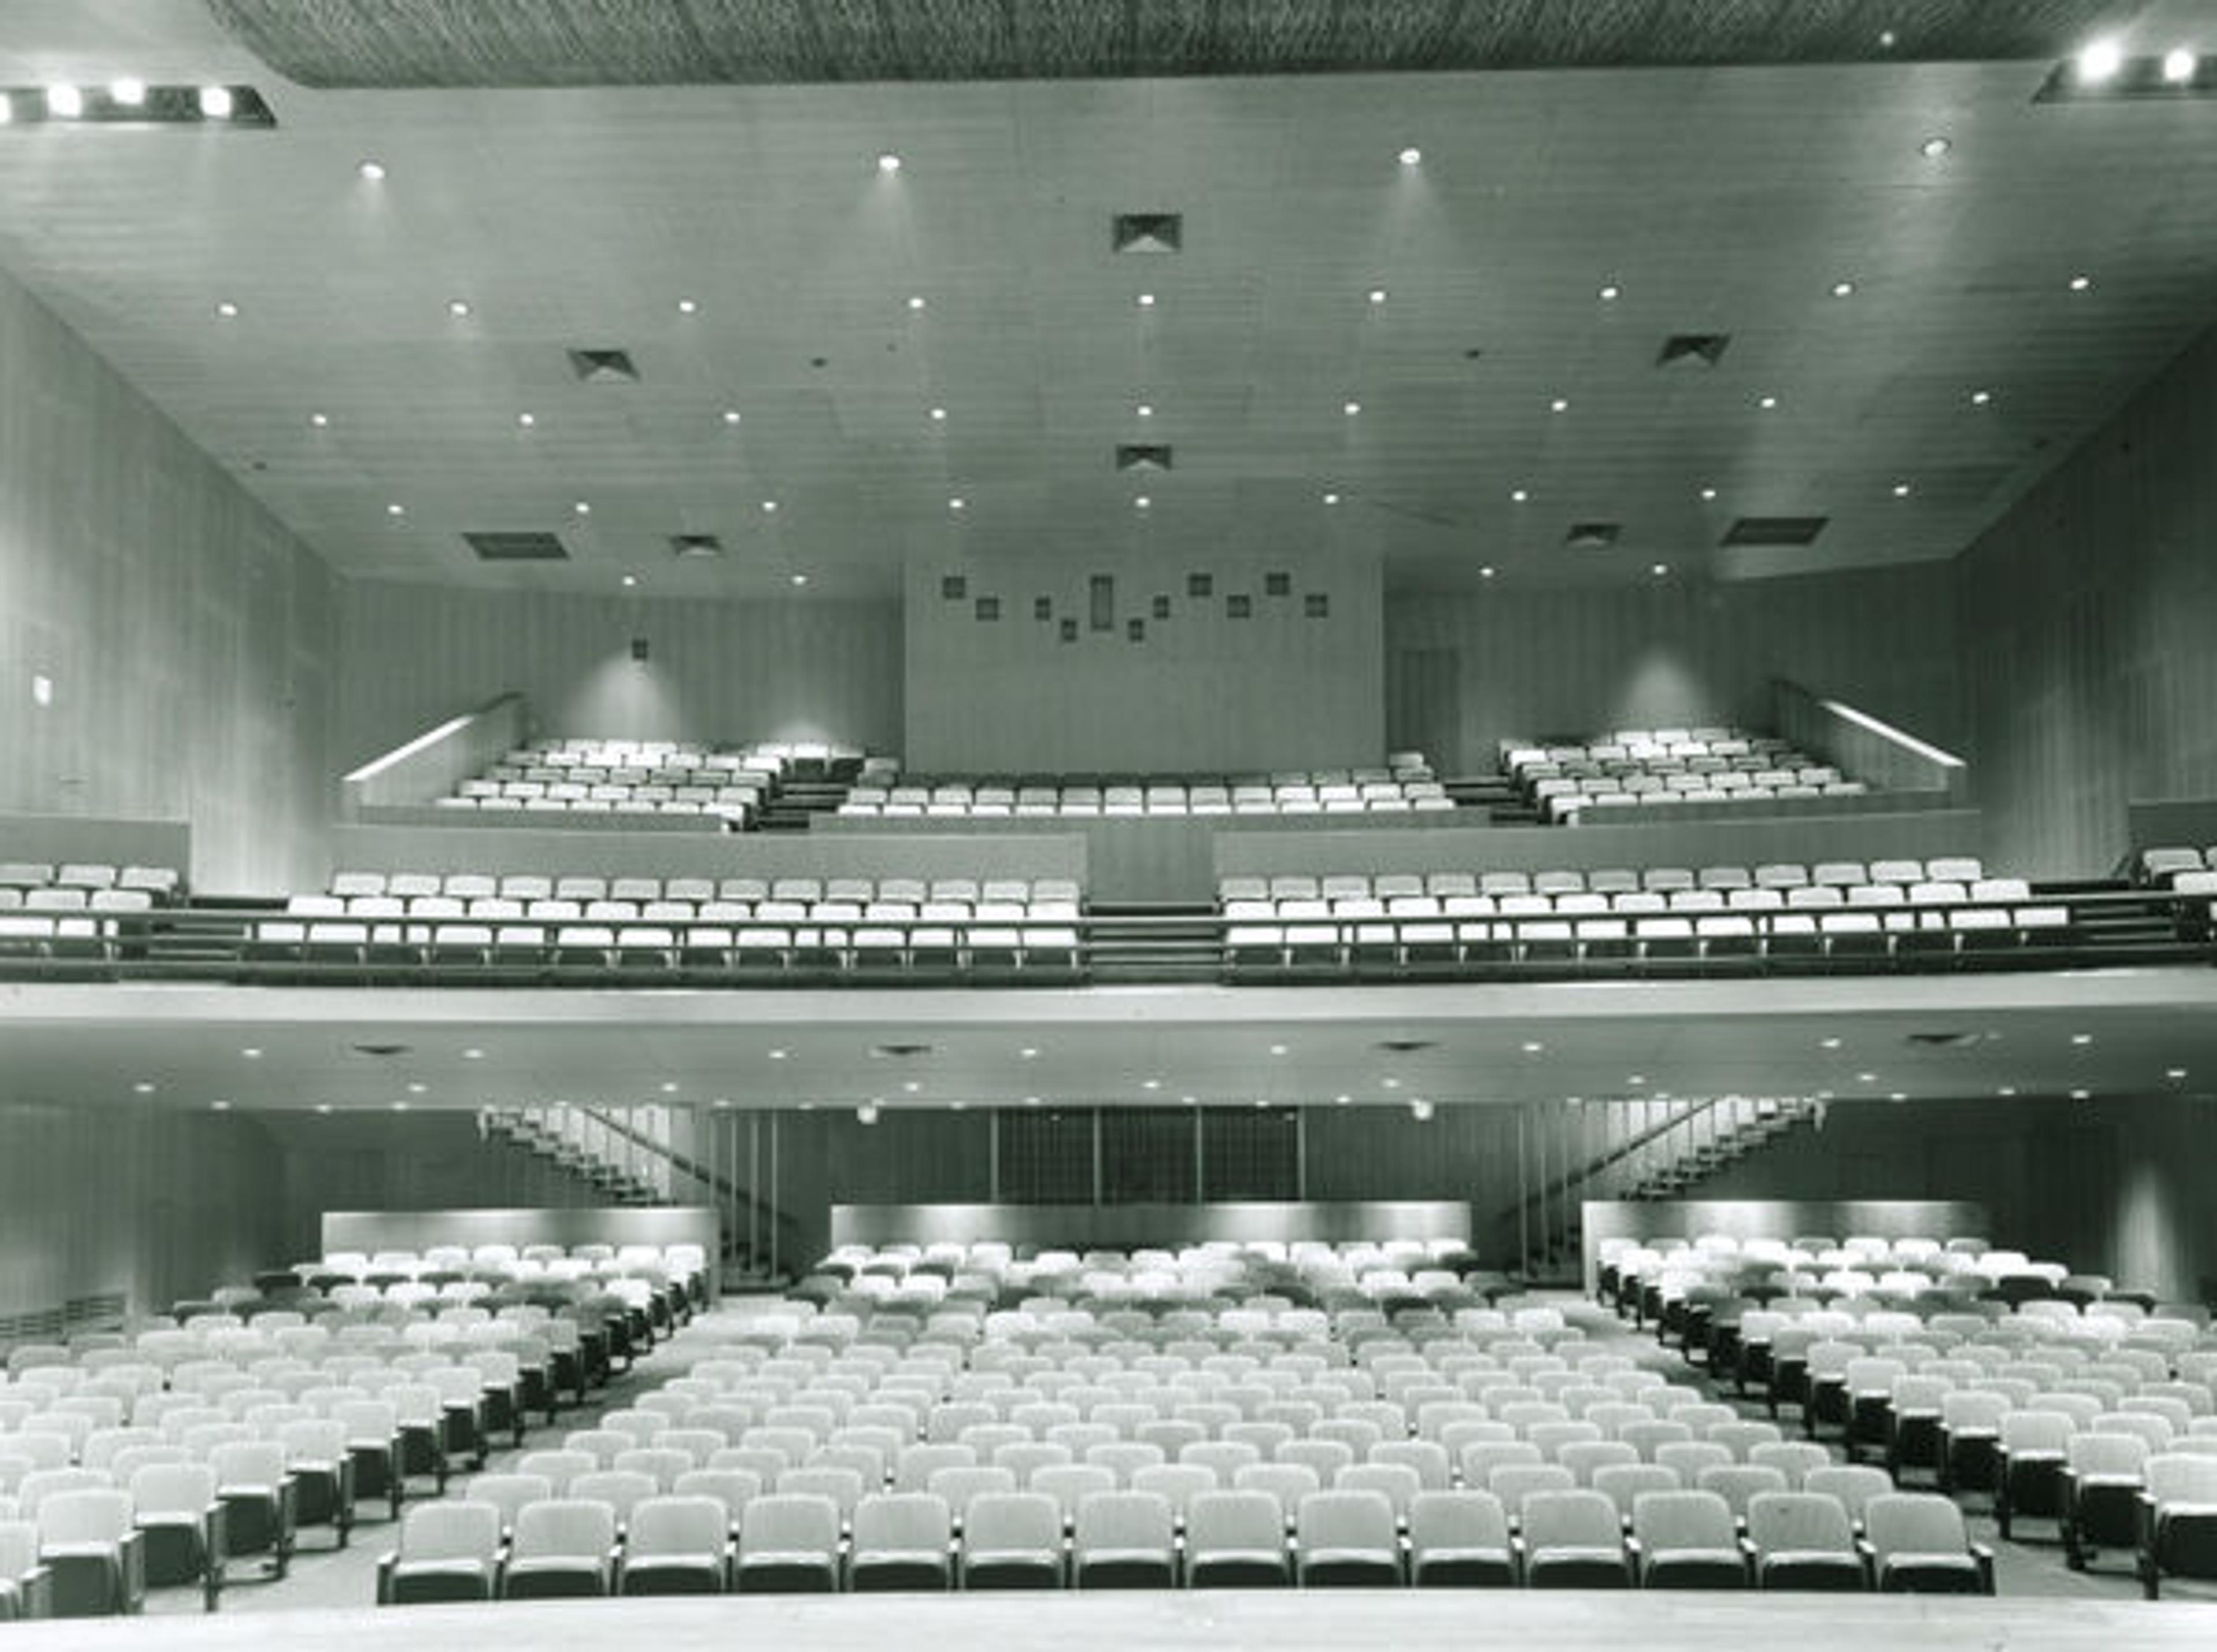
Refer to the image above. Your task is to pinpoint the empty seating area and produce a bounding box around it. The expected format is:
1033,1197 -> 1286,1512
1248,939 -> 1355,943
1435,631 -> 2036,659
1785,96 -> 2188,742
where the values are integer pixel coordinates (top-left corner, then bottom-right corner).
0,1241 -> 711,1616
1602,1230 -> 2217,1598
437,740 -> 885,827
1219,856 -> 2105,977
838,753 -> 1449,819
250,872 -> 1084,980
0,862 -> 182,963
1501,729 -> 1863,823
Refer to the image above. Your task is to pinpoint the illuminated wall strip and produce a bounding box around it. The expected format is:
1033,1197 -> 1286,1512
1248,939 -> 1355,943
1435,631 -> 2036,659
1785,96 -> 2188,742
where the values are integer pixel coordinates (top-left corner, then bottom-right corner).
1819,698 -> 1966,769
342,712 -> 476,782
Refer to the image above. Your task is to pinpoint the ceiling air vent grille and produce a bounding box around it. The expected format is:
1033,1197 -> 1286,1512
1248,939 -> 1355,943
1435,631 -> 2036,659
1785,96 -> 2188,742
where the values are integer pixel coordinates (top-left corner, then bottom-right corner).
1115,443 -> 1173,471
568,348 -> 640,383
1657,333 -> 1730,368
1565,522 -> 1622,549
1721,516 -> 1827,547
464,532 -> 569,562
1112,212 -> 1182,252
670,534 -> 724,560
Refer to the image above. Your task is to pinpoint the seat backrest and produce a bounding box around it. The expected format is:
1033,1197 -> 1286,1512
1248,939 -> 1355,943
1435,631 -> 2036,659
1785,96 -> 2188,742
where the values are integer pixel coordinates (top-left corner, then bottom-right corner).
510,1497 -> 618,1561
962,1489 -> 1059,1553
1408,1488 -> 1509,1554
1296,1487 -> 1395,1553
1521,1487 -> 1623,1552
400,1498 -> 501,1562
1861,1491 -> 1966,1562
1188,1487 -> 1289,1557
1632,1488 -> 1737,1552
626,1494 -> 726,1558
570,1468 -> 658,1521
1745,1490 -> 1855,1557
853,1490 -> 950,1555
1802,1463 -> 1895,1520
128,1461 -> 217,1515
1073,1489 -> 1173,1556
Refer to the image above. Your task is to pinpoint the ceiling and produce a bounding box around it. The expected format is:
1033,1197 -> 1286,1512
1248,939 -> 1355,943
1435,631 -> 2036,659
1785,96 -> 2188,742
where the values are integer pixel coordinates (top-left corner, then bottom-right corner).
3,969 -> 2214,1114
0,4 -> 2214,598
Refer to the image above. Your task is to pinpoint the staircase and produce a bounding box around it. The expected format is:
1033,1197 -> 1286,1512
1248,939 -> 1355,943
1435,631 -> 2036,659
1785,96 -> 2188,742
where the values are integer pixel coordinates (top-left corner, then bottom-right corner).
480,1103 -> 671,1206
1083,902 -> 1223,982
1445,774 -> 1540,824
755,776 -> 854,831
1503,1095 -> 1819,1282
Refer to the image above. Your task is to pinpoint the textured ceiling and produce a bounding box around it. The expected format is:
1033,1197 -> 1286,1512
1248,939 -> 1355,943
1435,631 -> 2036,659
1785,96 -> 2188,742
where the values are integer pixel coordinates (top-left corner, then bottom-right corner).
0,3 -> 2213,598
203,0 -> 2150,88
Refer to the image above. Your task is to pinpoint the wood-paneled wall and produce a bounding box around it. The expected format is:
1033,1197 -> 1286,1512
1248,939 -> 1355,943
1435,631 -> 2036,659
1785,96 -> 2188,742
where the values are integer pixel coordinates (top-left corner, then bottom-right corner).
0,1103 -> 285,1325
1956,319 -> 2217,877
331,582 -> 904,773
0,266 -> 334,895
1386,564 -> 1961,781
903,546 -> 1385,775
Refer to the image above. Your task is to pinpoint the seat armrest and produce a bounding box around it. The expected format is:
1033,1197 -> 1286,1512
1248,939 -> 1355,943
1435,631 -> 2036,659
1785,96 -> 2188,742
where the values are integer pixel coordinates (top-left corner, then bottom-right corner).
375,1551 -> 398,1605
118,1528 -> 147,1612
1854,1537 -> 1876,1585
17,1563 -> 54,1621
1970,1541 -> 1995,1594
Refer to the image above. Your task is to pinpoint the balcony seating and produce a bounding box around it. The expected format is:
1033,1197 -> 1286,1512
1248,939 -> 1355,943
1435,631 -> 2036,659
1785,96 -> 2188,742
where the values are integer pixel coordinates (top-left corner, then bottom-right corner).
838,758 -> 1449,821
1499,728 -> 1865,822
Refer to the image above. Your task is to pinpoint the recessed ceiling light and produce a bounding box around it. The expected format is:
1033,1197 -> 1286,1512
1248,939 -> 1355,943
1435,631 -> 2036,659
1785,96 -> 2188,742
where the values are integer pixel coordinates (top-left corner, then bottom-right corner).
1893,482 -> 1913,498
110,78 -> 146,107
241,1046 -> 262,1059
620,573 -> 637,588
1024,1095 -> 1040,1106
761,499 -> 778,513
516,412 -> 536,428
211,1099 -> 232,1112
358,158 -> 387,181
1920,135 -> 1952,159
1343,400 -> 1361,416
1820,1036 -> 1842,1049
1970,389 -> 1992,405
1136,403 -> 1154,418
462,1047 -> 484,1060
1758,394 -> 1779,409
901,1079 -> 921,1094
405,1082 -> 427,1096
1629,1074 -> 1645,1085
948,497 -> 965,511
1270,1044 -> 1289,1056
2070,1087 -> 2091,1101
214,301 -> 239,319
1831,279 -> 1856,298
1410,1098 -> 1435,1121
857,1101 -> 881,1124
447,299 -> 471,318
1323,491 -> 1340,505
132,1081 -> 155,1094
1134,495 -> 1151,509
572,501 -> 591,515
1878,29 -> 1897,49
2167,1066 -> 2188,1080
1699,486 -> 1718,501
929,406 -> 947,422
1142,1079 -> 1161,1091
2068,274 -> 2092,292
1020,1047 -> 1038,1059
1479,565 -> 1495,579
1380,1076 -> 1401,1090
1137,293 -> 1155,308
768,1048 -> 787,1060
1334,1094 -> 1351,1106
1651,563 -> 1669,577
907,294 -> 927,311
790,573 -> 808,587
2077,38 -> 2125,84
1510,488 -> 1529,503
1598,284 -> 1620,301
1398,146 -> 1422,166
2070,1032 -> 2092,1045
1550,397 -> 1569,413
721,409 -> 742,425
1367,289 -> 1387,305
1889,1092 -> 1907,1103
309,412 -> 329,428
198,85 -> 234,119
1521,1041 -> 1544,1054
2163,47 -> 2198,83
949,1101 -> 966,1112
46,85 -> 83,118
386,502 -> 406,517
1857,1071 -> 1876,1083
675,298 -> 698,315
877,152 -> 902,173
660,1081 -> 679,1094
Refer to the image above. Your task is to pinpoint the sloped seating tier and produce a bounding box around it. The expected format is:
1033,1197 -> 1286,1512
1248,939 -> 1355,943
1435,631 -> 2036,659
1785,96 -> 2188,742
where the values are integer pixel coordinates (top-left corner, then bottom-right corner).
438,739 -> 890,828
839,752 -> 1446,821
1217,856 -> 2101,974
254,873 -> 1085,979
0,862 -> 185,962
1499,728 -> 1864,823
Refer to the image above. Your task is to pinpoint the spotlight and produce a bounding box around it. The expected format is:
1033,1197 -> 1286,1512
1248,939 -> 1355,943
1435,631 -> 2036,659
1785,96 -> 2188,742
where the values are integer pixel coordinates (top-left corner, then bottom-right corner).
1920,135 -> 1951,158
675,297 -> 698,315
877,152 -> 902,173
1598,284 -> 1620,301
1133,494 -> 1151,509
447,299 -> 472,318
46,85 -> 83,119
2163,47 -> 2198,84
110,78 -> 146,107
1398,146 -> 1421,166
198,85 -> 234,119
2076,38 -> 2124,84
2068,274 -> 2091,292
1831,279 -> 1856,297
1367,289 -> 1387,305
358,158 -> 387,181
857,1101 -> 881,1124
1409,1098 -> 1435,1122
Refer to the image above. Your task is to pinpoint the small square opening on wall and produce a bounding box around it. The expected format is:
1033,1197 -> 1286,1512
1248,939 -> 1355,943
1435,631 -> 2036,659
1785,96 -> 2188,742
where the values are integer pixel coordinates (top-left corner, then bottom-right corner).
1227,593 -> 1252,619
1151,594 -> 1170,620
1265,571 -> 1292,596
1059,617 -> 1078,642
1305,592 -> 1329,618
975,595 -> 1001,621
1128,618 -> 1146,642
1188,572 -> 1212,598
941,573 -> 966,600
1035,595 -> 1052,621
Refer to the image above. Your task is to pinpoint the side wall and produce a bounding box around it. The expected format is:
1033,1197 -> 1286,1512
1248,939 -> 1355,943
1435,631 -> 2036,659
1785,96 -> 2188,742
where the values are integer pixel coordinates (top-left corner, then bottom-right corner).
1957,319 -> 2217,878
0,265 -> 334,894
0,1104 -> 285,1326
1384,563 -> 1962,782
331,582 -> 904,773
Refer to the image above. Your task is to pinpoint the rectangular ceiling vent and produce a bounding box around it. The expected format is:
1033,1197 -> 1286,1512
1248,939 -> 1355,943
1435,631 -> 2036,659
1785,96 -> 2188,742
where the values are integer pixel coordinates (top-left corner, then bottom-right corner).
1112,212 -> 1182,253
1564,521 -> 1622,549
1657,333 -> 1730,368
1721,516 -> 1828,547
670,534 -> 724,560
464,532 -> 568,562
1115,443 -> 1173,471
568,348 -> 640,383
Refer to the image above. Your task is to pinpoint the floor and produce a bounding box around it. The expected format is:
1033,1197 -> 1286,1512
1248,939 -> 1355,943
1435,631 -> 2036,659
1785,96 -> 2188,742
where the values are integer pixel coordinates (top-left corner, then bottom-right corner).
134,1290 -> 2217,1619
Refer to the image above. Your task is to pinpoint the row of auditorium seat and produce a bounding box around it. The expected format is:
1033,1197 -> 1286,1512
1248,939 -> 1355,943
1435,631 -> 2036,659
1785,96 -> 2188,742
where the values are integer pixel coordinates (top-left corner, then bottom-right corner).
1500,728 -> 1859,821
840,771 -> 1450,819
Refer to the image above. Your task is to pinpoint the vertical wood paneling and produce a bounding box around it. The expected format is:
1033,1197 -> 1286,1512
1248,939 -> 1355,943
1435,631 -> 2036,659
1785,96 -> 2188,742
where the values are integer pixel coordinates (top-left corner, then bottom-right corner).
332,583 -> 904,771
0,266 -> 334,894
1385,563 -> 1961,780
904,546 -> 1386,774
1957,320 -> 2217,877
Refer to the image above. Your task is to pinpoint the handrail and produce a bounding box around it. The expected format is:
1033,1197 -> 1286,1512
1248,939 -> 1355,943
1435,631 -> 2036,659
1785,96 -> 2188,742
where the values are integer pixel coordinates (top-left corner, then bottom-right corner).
1496,1097 -> 1721,1228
